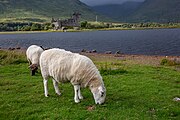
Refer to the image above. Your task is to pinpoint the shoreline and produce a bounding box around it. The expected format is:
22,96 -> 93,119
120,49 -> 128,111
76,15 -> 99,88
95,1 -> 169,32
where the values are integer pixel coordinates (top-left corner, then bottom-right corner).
0,48 -> 180,57
82,52 -> 180,66
0,27 -> 180,34
1,49 -> 180,67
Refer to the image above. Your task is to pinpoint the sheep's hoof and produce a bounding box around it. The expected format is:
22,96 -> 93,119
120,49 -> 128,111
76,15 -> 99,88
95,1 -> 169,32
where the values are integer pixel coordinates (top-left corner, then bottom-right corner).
45,94 -> 49,97
79,96 -> 83,100
56,93 -> 61,96
74,99 -> 80,103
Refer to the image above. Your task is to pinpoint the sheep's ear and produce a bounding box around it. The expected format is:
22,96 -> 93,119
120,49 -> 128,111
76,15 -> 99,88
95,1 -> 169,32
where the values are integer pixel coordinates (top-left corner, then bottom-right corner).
29,64 -> 38,70
29,64 -> 34,69
28,65 -> 32,69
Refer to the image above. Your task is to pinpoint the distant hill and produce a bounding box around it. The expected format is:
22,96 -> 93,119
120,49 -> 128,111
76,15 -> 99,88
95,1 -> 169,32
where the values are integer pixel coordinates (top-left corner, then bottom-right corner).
0,0 -> 110,22
93,0 -> 180,23
129,0 -> 180,23
92,1 -> 141,21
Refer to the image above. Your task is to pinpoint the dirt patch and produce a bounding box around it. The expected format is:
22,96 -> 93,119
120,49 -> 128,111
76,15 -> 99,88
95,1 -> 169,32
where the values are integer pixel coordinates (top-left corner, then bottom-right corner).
81,53 -> 180,66
86,105 -> 96,111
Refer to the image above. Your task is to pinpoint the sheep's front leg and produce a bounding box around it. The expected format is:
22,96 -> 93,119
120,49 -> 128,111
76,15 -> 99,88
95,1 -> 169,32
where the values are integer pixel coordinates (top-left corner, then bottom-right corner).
53,79 -> 61,96
78,86 -> 83,100
43,79 -> 49,97
74,85 -> 80,103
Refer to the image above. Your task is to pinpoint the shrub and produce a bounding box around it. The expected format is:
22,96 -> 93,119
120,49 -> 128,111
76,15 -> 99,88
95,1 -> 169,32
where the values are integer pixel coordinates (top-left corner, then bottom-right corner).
160,59 -> 168,65
21,25 -> 31,31
160,58 -> 176,66
100,63 -> 127,75
81,21 -> 88,28
30,23 -> 41,31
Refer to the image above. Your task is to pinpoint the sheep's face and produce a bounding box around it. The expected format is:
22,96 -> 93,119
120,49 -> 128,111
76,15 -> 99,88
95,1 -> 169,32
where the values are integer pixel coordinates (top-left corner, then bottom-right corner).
29,64 -> 38,71
29,64 -> 38,76
92,86 -> 106,104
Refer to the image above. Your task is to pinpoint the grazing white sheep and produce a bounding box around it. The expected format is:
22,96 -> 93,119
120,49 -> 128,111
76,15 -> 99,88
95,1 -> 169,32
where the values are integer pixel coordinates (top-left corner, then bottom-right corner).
40,48 -> 106,104
26,45 -> 44,76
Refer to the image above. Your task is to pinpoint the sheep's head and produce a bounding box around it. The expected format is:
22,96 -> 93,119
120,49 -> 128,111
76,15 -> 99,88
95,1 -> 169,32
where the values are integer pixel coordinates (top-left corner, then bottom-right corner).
91,85 -> 106,105
29,64 -> 38,76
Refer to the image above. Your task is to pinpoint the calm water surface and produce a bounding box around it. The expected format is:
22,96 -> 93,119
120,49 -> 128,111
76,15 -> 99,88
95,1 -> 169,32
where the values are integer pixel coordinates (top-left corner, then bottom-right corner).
0,28 -> 180,56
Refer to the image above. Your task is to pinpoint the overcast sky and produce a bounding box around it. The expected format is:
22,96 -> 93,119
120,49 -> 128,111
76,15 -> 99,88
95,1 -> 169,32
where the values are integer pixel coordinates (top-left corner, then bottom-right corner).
80,0 -> 145,6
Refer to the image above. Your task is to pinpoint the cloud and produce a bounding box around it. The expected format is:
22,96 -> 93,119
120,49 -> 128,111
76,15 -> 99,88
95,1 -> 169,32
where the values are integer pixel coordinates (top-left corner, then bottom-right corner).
80,0 -> 145,6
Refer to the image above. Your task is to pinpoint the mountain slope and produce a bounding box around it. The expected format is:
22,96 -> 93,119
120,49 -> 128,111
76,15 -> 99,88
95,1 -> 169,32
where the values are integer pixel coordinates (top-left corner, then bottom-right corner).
93,0 -> 180,23
128,0 -> 180,23
93,1 -> 142,21
0,0 -> 109,22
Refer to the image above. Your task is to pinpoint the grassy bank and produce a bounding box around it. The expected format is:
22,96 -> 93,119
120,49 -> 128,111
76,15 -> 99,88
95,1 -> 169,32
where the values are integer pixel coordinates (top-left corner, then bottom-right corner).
1,21 -> 180,34
0,27 -> 179,35
0,50 -> 180,120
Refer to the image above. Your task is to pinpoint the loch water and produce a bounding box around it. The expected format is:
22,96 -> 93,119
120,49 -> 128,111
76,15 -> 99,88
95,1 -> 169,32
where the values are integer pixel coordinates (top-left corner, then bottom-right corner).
0,28 -> 180,56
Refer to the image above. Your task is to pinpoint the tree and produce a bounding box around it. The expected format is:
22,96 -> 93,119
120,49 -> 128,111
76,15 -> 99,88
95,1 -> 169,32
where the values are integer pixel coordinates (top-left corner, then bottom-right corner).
30,23 -> 41,31
81,21 -> 88,28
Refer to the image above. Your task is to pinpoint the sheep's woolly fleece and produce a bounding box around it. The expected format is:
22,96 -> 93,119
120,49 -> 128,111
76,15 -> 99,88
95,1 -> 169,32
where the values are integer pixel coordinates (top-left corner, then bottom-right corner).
40,48 -> 104,88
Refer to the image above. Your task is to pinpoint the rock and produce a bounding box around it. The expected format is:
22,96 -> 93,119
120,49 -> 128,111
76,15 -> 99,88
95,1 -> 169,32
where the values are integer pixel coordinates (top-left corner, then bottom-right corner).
16,47 -> 21,50
173,97 -> 180,102
81,49 -> 87,52
115,50 -> 121,54
173,58 -> 180,64
91,49 -> 97,53
8,47 -> 15,50
87,51 -> 92,53
105,51 -> 112,54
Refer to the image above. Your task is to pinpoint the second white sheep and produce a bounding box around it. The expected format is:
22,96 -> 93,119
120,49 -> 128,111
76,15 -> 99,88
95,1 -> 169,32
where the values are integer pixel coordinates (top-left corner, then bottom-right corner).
26,45 -> 44,76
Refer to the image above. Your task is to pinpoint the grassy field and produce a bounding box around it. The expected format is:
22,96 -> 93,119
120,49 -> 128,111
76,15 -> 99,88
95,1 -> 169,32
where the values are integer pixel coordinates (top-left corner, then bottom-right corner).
0,50 -> 180,120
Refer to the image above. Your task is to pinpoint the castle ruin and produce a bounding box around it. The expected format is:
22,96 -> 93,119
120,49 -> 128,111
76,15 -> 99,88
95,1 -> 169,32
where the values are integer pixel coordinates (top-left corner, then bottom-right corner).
51,12 -> 81,30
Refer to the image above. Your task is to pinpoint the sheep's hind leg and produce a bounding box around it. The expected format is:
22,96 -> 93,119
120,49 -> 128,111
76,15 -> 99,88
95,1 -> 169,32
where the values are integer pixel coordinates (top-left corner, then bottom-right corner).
43,79 -> 49,97
74,85 -> 80,103
53,79 -> 61,96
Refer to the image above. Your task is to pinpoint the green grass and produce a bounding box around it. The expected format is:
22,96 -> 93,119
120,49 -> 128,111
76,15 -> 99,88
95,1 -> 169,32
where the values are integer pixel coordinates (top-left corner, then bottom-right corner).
0,50 -> 180,120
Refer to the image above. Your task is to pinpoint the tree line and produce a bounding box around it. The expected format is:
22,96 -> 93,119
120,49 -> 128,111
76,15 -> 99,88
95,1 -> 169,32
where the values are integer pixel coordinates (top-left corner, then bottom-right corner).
0,22 -> 53,31
0,22 -> 180,31
81,21 -> 180,29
